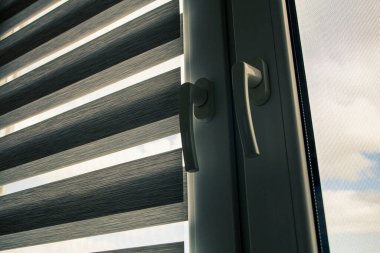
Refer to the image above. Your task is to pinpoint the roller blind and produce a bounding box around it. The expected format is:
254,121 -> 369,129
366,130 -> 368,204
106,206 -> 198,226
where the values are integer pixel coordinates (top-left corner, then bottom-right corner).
0,0 -> 186,252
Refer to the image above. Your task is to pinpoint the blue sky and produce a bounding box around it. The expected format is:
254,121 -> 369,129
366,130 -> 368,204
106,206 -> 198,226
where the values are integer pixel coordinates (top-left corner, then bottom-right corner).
322,152 -> 380,191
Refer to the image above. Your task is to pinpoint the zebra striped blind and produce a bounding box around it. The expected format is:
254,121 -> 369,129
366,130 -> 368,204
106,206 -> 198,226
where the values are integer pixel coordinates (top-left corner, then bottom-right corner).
0,0 -> 186,252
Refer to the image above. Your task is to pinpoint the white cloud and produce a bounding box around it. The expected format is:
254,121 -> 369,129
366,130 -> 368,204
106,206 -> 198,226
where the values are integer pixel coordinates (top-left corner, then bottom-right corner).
295,1 -> 380,251
296,0 -> 380,181
323,190 -> 380,234
310,97 -> 380,180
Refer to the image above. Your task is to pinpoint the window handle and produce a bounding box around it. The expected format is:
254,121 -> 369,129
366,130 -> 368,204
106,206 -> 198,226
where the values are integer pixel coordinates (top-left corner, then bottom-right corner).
232,59 -> 270,157
180,78 -> 215,172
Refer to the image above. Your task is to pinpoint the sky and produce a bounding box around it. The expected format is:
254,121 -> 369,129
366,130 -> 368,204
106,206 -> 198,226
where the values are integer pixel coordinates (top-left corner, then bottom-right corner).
0,0 -> 379,252
295,0 -> 380,252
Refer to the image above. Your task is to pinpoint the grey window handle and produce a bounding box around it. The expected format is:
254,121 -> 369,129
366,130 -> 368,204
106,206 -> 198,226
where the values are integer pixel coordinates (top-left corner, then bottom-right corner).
180,78 -> 214,172
232,59 -> 270,157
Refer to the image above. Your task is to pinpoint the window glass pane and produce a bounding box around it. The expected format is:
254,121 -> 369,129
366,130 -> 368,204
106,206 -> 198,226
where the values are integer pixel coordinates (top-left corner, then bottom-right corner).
294,0 -> 380,252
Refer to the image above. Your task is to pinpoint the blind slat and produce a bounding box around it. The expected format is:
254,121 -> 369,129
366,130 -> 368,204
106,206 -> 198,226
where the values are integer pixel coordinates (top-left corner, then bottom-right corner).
0,0 -> 180,115
0,116 -> 179,185
0,202 -> 186,251
96,242 -> 184,253
0,0 -> 55,38
0,0 -> 38,23
0,1 -> 186,251
0,0 -> 155,78
0,149 -> 183,235
0,38 -> 183,128
0,69 -> 180,171
0,0 -> 125,66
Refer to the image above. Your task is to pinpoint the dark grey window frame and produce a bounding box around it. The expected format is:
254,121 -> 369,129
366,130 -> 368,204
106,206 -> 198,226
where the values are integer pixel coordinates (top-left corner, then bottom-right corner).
184,0 -> 324,252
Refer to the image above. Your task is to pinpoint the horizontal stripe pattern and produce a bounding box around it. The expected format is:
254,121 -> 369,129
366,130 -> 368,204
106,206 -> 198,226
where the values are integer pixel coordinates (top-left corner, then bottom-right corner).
0,0 -> 180,115
0,0 -> 186,250
0,38 -> 183,129
0,0 -> 56,39
0,149 -> 183,235
0,116 -> 180,185
96,242 -> 184,253
0,69 -> 180,171
0,203 -> 187,250
0,0 -> 125,66
0,0 -> 157,79
0,0 -> 39,23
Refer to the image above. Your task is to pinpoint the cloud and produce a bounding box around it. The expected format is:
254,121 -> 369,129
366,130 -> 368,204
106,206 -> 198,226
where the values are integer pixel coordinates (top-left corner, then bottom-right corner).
295,2 -> 380,251
323,190 -> 380,234
311,98 -> 380,180
295,0 -> 380,181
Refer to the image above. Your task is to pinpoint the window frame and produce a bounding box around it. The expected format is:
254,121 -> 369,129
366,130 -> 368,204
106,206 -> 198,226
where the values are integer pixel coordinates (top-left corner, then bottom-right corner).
184,0 -> 324,252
